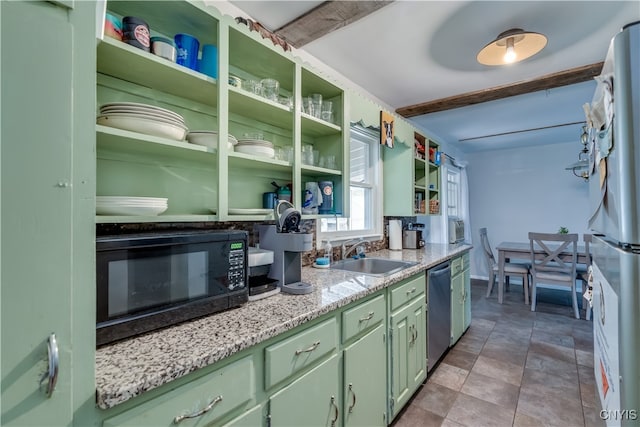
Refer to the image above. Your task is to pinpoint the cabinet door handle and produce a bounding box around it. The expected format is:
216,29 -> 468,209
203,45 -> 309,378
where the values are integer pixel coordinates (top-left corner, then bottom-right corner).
359,311 -> 374,322
330,395 -> 339,427
173,395 -> 223,424
39,333 -> 59,398
348,383 -> 357,413
295,341 -> 320,355
406,287 -> 416,295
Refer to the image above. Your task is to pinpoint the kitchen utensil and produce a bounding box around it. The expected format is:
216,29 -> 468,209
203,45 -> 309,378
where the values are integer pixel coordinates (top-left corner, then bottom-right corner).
260,78 -> 279,101
174,33 -> 199,70
302,182 -> 322,214
96,114 -> 187,141
104,13 -> 123,41
122,16 -> 150,51
389,220 -> 402,250
198,44 -> 217,78
262,192 -> 278,209
318,181 -> 333,214
274,200 -> 301,233
271,181 -> 291,202
151,37 -> 176,62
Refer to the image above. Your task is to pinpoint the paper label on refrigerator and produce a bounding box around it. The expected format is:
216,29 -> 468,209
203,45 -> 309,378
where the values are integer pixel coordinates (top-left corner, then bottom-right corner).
592,262 -> 621,425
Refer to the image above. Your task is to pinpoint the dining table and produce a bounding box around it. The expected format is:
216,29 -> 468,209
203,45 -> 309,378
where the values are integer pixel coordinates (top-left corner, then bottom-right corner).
495,241 -> 588,304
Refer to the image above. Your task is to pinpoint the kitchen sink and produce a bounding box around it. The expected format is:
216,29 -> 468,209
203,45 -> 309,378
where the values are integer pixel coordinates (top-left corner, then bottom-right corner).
330,257 -> 418,276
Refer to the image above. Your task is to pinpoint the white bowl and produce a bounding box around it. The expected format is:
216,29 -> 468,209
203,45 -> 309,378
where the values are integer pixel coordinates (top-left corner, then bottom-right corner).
97,115 -> 187,141
235,144 -> 275,158
187,132 -> 218,148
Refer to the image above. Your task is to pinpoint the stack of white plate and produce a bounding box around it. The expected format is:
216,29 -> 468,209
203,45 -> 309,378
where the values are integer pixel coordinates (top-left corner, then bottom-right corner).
96,196 -> 168,216
97,102 -> 188,141
235,139 -> 275,158
187,131 -> 237,151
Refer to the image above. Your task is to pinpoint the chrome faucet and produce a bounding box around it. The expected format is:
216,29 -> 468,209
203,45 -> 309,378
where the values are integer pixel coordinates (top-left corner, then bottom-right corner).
342,238 -> 366,260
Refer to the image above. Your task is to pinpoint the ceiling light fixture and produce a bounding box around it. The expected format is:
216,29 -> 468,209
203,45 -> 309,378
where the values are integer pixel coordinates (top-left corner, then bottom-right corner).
477,28 -> 547,66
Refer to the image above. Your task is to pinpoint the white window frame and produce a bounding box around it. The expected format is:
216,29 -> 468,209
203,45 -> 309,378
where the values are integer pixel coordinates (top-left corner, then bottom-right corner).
316,125 -> 383,248
446,166 -> 461,218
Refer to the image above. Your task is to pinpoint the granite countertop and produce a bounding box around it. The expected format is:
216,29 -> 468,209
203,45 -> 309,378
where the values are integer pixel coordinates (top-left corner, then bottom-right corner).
95,243 -> 472,409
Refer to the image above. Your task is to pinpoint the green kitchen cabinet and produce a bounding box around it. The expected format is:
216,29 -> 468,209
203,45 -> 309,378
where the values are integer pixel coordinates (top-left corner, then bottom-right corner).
383,116 -> 414,216
222,404 -> 265,427
341,293 -> 387,426
95,1 -> 348,224
343,324 -> 387,427
1,1 -> 96,426
387,275 -> 427,420
102,356 -> 255,427
268,354 -> 340,427
450,252 -> 471,345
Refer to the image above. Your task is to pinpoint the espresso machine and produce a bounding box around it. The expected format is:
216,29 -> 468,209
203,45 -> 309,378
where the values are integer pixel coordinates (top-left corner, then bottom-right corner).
257,201 -> 313,294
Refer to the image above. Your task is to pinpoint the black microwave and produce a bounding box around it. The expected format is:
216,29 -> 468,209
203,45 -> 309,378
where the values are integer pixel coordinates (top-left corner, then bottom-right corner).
96,230 -> 248,346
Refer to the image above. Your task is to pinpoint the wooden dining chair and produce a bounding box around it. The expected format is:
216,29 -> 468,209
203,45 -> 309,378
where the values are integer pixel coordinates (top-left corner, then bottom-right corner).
528,232 -> 580,319
480,228 -> 531,304
577,234 -> 592,320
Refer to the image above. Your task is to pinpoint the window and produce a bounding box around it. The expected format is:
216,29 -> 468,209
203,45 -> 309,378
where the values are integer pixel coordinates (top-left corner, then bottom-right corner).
446,167 -> 460,218
317,126 -> 382,245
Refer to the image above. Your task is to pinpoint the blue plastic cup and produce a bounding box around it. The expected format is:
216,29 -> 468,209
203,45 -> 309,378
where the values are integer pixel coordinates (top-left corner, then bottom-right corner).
174,33 -> 199,70
198,44 -> 218,78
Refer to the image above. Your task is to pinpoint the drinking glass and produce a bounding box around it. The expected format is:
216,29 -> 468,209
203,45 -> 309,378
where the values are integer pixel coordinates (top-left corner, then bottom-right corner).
311,93 -> 323,119
321,101 -> 333,122
261,78 -> 279,101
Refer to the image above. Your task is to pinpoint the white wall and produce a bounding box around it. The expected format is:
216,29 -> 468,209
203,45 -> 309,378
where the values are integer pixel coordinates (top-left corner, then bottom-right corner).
466,141 -> 589,279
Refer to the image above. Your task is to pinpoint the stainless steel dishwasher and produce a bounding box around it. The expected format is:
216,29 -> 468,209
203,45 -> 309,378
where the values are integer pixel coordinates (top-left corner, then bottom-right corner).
427,261 -> 451,372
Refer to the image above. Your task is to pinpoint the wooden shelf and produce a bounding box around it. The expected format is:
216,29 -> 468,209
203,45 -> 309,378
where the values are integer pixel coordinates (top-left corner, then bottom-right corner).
301,113 -> 342,137
228,151 -> 292,172
301,164 -> 342,177
229,87 -> 293,130
97,38 -> 217,108
96,125 -> 216,162
96,214 -> 217,224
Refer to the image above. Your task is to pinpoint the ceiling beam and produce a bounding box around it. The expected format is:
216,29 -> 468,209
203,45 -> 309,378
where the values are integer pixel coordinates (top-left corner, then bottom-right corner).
396,62 -> 604,118
276,1 -> 394,48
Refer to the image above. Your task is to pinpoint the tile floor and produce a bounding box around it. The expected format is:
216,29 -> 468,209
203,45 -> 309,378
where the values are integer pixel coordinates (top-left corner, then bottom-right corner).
392,280 -> 604,427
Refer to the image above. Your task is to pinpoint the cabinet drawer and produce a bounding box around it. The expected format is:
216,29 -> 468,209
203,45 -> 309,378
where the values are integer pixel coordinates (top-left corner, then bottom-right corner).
390,274 -> 425,312
265,317 -> 337,389
451,256 -> 463,276
103,356 -> 254,427
342,294 -> 385,342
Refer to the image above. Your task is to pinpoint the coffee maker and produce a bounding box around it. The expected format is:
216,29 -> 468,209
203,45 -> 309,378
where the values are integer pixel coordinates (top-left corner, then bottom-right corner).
257,201 -> 313,294
247,247 -> 280,301
402,223 -> 425,249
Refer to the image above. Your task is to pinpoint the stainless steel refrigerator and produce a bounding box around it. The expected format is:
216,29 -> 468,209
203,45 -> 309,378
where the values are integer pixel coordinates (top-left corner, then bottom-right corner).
587,21 -> 639,426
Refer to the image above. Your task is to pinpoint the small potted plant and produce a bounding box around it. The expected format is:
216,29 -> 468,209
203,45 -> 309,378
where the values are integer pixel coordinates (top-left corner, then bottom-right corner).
558,226 -> 569,234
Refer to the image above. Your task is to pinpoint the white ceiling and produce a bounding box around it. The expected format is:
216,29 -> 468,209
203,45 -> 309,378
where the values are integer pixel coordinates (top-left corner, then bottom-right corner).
228,1 -> 639,153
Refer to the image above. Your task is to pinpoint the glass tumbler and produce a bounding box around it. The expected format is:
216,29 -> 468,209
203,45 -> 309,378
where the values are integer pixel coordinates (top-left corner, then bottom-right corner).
261,78 -> 279,101
321,101 -> 333,123
311,93 -> 323,119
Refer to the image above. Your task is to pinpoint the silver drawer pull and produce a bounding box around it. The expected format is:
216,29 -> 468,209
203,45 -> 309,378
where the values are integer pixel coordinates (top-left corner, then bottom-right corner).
348,383 -> 357,413
174,395 -> 223,424
406,287 -> 416,295
39,333 -> 59,398
330,395 -> 339,427
295,341 -> 320,355
359,311 -> 374,322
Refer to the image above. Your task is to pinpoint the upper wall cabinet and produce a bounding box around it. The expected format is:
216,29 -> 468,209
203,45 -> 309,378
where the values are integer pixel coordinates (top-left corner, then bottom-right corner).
96,1 -> 221,223
383,116 -> 414,216
94,1 -> 347,223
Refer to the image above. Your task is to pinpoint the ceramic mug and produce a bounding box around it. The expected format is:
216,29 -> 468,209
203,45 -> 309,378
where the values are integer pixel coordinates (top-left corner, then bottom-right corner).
174,33 -> 199,70
198,44 -> 218,78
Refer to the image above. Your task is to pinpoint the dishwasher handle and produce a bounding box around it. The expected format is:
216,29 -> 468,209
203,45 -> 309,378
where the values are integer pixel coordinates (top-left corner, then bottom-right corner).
428,262 -> 451,279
